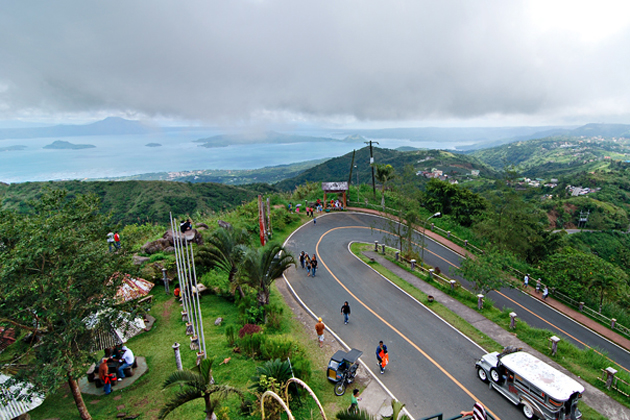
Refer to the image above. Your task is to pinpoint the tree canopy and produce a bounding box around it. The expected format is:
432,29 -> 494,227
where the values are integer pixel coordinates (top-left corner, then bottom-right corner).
0,190 -> 132,420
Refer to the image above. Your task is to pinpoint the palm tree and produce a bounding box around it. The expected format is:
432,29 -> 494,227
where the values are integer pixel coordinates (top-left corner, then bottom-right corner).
240,243 -> 295,307
159,358 -> 243,420
196,227 -> 249,297
382,399 -> 411,420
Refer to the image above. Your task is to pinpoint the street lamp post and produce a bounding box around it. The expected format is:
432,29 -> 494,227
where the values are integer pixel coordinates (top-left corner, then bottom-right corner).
421,212 -> 441,267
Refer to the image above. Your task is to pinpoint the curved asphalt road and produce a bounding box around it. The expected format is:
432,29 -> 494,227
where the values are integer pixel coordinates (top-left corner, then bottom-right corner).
284,212 -> 630,419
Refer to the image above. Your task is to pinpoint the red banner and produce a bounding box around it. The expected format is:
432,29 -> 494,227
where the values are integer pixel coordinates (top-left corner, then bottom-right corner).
258,195 -> 265,246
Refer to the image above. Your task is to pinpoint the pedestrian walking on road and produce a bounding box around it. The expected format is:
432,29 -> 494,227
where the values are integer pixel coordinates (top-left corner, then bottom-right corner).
376,341 -> 388,374
313,215 -> 317,225
523,274 -> 529,289
341,301 -> 351,324
543,286 -> 549,300
536,278 -> 541,293
310,255 -> 318,277
305,254 -> 312,277
299,251 -> 305,269
315,317 -> 325,348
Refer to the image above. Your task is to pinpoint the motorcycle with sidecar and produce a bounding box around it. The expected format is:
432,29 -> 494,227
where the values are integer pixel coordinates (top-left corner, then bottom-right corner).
326,348 -> 363,396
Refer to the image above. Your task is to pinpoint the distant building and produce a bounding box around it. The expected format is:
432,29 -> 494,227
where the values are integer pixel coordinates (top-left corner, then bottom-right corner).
470,170 -> 480,177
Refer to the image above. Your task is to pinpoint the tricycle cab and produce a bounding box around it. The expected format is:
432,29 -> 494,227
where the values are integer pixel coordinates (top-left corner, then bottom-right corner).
327,348 -> 363,382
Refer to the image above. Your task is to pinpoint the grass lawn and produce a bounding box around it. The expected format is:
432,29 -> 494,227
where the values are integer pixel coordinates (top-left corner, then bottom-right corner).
30,275 -> 349,420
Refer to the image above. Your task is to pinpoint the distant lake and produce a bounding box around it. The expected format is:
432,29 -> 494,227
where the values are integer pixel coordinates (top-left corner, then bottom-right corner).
0,130 -> 472,183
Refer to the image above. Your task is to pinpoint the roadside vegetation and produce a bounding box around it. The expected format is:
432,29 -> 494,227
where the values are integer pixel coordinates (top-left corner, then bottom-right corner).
351,243 -> 609,419
3,131 -> 630,419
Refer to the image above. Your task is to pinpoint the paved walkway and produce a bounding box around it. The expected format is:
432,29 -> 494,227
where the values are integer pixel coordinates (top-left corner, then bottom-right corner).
79,357 -> 148,396
365,250 -> 630,420
347,206 -> 630,352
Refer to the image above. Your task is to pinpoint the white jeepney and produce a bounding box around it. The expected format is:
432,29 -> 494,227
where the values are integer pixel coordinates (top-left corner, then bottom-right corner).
476,348 -> 584,420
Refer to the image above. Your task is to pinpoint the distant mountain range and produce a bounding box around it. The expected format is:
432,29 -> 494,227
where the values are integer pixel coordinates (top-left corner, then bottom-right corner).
0,117 -> 160,140
194,131 -> 356,148
1,117 -> 628,152
43,140 -> 96,150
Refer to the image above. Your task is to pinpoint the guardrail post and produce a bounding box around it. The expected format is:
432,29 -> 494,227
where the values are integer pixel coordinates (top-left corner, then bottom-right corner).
612,318 -> 617,329
477,294 -> 484,310
162,268 -> 170,293
450,280 -> 456,290
510,312 -> 518,329
431,223 -> 435,231
374,241 -> 379,251
382,244 -> 386,254
172,342 -> 183,370
429,269 -> 434,279
447,231 -> 451,238
579,302 -> 584,311
605,367 -> 618,389
395,251 -> 399,261
550,336 -> 560,356
410,259 -> 416,270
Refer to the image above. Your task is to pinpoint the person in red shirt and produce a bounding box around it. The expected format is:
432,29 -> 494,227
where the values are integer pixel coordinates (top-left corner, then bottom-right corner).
114,231 -> 121,250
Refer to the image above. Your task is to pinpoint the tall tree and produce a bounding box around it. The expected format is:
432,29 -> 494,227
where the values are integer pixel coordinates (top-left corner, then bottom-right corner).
240,243 -> 295,306
195,227 -> 250,297
0,190 -> 130,420
375,164 -> 396,209
453,247 -> 518,295
159,358 -> 243,420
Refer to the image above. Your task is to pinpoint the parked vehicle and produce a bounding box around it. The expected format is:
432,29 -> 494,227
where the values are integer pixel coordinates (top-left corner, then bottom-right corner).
476,347 -> 584,420
327,348 -> 363,396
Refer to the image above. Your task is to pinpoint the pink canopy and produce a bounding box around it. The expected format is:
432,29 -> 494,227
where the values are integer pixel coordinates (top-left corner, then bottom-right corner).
115,274 -> 155,303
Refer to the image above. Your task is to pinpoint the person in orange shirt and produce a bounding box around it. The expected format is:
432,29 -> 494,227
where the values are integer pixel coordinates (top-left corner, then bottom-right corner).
376,341 -> 389,374
98,357 -> 113,394
315,317 -> 325,348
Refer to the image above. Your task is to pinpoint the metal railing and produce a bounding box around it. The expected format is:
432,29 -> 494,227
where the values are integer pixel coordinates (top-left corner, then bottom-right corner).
347,199 -> 483,255
350,198 -> 630,340
598,369 -> 630,397
420,412 -> 496,420
370,243 -> 461,291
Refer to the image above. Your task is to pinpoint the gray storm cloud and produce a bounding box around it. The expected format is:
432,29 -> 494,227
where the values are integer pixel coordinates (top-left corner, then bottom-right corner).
0,1 -> 629,123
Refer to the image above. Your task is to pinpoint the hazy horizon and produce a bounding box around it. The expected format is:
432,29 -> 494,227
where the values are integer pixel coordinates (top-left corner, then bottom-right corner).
1,2 -> 630,129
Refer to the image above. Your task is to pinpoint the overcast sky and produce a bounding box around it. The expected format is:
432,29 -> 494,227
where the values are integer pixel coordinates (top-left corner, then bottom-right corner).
1,1 -> 630,127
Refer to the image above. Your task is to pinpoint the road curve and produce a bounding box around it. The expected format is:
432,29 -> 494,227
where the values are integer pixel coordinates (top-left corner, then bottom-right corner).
284,212 -> 517,419
283,211 -> 630,418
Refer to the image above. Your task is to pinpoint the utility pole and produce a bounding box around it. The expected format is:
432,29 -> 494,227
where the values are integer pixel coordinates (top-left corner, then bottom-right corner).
347,149 -> 356,186
365,140 -> 379,197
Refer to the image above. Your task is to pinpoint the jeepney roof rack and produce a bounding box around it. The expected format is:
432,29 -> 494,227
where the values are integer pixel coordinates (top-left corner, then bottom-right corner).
498,345 -> 522,359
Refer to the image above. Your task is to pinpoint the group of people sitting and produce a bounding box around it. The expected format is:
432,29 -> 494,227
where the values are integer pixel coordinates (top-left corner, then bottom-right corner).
98,345 -> 135,395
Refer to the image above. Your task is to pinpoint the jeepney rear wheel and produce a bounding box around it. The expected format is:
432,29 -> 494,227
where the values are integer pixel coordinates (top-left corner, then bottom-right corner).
335,381 -> 346,396
490,368 -> 501,383
477,367 -> 488,383
521,402 -> 537,419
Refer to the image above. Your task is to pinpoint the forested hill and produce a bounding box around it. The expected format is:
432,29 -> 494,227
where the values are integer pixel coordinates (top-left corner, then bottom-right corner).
274,146 -> 495,191
0,180 -> 276,225
471,135 -> 630,177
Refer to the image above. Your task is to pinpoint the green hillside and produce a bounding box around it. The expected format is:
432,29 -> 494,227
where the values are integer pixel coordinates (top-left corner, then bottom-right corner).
99,159 -> 327,185
275,146 -> 495,191
471,135 -> 630,177
0,180 -> 277,225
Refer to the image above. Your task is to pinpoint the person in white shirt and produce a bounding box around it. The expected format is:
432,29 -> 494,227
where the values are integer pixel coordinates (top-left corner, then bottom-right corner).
116,345 -> 135,380
107,232 -> 115,252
